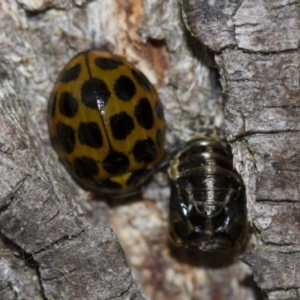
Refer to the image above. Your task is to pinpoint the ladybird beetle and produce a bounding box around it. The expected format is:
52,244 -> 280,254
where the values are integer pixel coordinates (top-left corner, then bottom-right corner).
168,134 -> 247,251
48,49 -> 165,195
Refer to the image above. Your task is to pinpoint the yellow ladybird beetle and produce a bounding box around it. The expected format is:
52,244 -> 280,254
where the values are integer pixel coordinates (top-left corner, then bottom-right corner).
48,49 -> 165,195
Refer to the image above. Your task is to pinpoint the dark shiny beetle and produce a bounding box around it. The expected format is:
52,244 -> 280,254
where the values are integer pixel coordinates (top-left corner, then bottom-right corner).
168,136 -> 247,251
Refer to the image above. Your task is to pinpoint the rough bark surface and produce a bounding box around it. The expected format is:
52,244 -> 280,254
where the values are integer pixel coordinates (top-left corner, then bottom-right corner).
183,0 -> 300,299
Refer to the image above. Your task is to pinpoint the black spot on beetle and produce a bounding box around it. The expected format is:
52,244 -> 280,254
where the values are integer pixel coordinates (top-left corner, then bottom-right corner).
126,169 -> 153,187
96,179 -> 123,190
73,156 -> 99,179
78,122 -> 103,148
110,112 -> 134,140
49,92 -> 57,119
114,75 -> 136,101
49,133 -> 58,150
94,57 -> 123,70
81,78 -> 111,110
134,98 -> 154,129
132,138 -> 157,163
131,69 -> 151,91
59,92 -> 78,118
57,122 -> 76,154
155,101 -> 164,120
60,64 -> 81,82
102,150 -> 130,175
60,157 -> 73,174
156,129 -> 164,149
